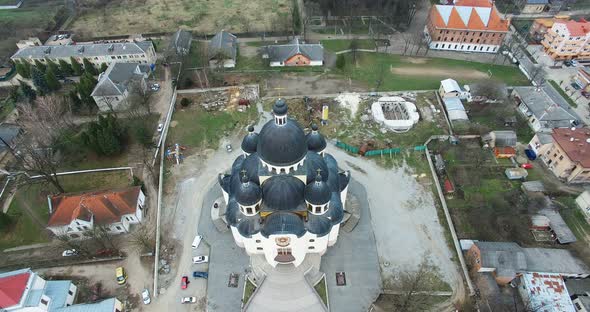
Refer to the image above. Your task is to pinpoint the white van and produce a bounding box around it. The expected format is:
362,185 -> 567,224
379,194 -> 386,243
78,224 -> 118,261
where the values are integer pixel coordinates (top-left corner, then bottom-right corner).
192,235 -> 202,249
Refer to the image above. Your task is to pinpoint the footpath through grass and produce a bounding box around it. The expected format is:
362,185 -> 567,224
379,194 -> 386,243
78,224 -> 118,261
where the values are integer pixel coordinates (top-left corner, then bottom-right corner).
320,39 -> 376,52
338,52 -> 530,91
549,80 -> 578,108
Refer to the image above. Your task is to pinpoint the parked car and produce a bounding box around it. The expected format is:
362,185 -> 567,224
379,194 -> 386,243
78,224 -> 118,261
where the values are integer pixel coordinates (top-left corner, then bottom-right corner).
193,271 -> 208,279
524,149 -> 537,160
157,123 -> 164,133
151,83 -> 160,91
181,276 -> 190,289
582,91 -> 590,99
141,289 -> 151,305
192,256 -> 209,264
181,297 -> 197,304
564,60 -> 574,67
192,235 -> 202,249
521,163 -> 533,169
571,82 -> 582,90
62,249 -> 79,257
116,267 -> 127,285
226,144 -> 233,153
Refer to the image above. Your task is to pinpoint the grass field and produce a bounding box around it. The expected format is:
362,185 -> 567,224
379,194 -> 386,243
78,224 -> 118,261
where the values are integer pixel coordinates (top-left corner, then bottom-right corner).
0,170 -> 132,250
320,39 -> 376,52
549,80 -> 578,108
70,0 -> 292,37
460,100 -> 535,142
339,53 -> 530,91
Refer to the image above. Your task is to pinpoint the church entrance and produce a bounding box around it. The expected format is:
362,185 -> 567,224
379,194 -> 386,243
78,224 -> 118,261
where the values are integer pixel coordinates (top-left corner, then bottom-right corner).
275,248 -> 295,263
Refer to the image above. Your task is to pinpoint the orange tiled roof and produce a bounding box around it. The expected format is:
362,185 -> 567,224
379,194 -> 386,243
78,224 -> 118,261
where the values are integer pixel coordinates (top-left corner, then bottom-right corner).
556,19 -> 590,36
551,128 -> 590,168
429,0 -> 509,32
47,186 -> 141,226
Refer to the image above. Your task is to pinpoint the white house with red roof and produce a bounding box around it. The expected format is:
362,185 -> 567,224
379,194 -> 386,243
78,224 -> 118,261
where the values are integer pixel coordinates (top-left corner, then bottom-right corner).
542,19 -> 590,61
424,0 -> 510,53
46,186 -> 145,239
517,273 -> 576,312
0,268 -> 121,312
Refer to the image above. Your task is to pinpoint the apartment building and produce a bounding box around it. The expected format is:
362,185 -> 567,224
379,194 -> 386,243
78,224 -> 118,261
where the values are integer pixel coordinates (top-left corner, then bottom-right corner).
542,19 -> 590,61
529,16 -> 570,43
424,0 -> 510,53
11,40 -> 156,67
538,128 -> 590,184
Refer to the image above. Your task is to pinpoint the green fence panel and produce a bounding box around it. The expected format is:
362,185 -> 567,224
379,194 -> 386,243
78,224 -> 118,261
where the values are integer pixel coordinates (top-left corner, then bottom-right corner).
414,145 -> 426,151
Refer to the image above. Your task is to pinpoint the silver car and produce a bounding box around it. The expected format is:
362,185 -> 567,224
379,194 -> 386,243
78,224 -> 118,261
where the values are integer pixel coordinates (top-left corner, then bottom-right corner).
142,289 -> 151,305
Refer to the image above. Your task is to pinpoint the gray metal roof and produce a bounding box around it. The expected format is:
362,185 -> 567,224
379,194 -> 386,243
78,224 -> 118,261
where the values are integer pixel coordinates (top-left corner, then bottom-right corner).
304,174 -> 331,205
45,280 -> 72,310
261,212 -> 306,237
539,208 -> 577,244
208,30 -> 237,60
474,241 -> 527,278
53,298 -> 118,312
266,38 -> 324,63
513,86 -> 579,123
485,130 -> 517,147
91,63 -> 149,97
170,29 -> 192,55
236,214 -> 262,238
522,181 -> 545,193
564,278 -> 590,296
234,176 -> 262,206
526,0 -> 548,4
524,248 -> 590,274
306,213 -> 332,236
536,132 -> 554,144
0,123 -> 21,151
261,175 -> 305,212
12,41 -> 153,60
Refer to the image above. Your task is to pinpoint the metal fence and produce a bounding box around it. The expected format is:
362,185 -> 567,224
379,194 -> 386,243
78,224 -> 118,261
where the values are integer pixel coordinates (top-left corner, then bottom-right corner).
335,141 -> 426,156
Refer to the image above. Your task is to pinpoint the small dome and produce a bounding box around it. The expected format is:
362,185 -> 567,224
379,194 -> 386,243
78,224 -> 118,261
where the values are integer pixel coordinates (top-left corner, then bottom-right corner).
328,194 -> 344,225
237,215 -> 261,237
262,175 -> 305,211
304,172 -> 331,205
306,124 -> 327,153
306,213 -> 332,236
273,99 -> 288,116
241,126 -> 259,154
257,118 -> 307,166
305,152 -> 329,182
225,200 -> 242,226
235,174 -> 262,206
241,153 -> 261,184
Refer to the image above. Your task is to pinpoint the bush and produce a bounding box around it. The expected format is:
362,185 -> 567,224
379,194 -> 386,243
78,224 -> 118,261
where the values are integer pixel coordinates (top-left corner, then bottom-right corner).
336,54 -> 345,69
180,98 -> 191,107
0,212 -> 13,232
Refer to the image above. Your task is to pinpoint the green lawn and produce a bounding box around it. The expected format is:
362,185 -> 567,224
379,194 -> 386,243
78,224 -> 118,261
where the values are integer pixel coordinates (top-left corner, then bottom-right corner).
168,104 -> 258,150
549,80 -> 578,108
0,170 -> 132,250
313,277 -> 328,306
558,196 -> 590,241
338,52 -> 530,91
242,278 -> 257,306
187,41 -> 206,68
320,39 -> 376,52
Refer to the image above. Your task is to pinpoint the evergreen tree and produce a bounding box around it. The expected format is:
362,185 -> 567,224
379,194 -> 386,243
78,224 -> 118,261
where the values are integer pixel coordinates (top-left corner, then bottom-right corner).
336,54 -> 345,69
82,58 -> 98,75
100,63 -> 108,73
59,59 -> 74,76
34,60 -> 46,73
0,212 -> 12,232
68,90 -> 83,112
15,61 -> 30,79
31,66 -> 49,95
46,59 -> 62,78
45,67 -> 61,91
18,80 -> 36,102
70,57 -> 83,76
77,72 -> 98,109
81,114 -> 125,156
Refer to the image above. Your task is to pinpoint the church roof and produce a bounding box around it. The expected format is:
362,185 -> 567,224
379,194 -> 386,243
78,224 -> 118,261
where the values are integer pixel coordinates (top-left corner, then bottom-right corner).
234,174 -> 262,206
257,117 -> 307,166
305,173 -> 331,205
261,212 -> 306,237
429,0 -> 509,32
262,175 -> 305,212
306,124 -> 327,153
241,125 -> 259,154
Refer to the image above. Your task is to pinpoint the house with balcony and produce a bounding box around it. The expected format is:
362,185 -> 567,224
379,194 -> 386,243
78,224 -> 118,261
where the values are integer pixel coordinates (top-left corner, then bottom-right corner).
46,186 -> 145,238
542,19 -> 590,62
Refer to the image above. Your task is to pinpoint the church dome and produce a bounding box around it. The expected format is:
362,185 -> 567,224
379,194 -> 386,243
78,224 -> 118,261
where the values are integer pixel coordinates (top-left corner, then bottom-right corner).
305,151 -> 329,182
304,173 -> 331,205
306,124 -> 327,153
235,174 -> 262,206
262,175 -> 305,211
257,101 -> 307,166
241,125 -> 259,154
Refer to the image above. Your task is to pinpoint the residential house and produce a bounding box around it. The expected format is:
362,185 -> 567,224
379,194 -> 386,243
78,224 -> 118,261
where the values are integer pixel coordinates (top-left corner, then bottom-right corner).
0,268 -> 122,312
538,207 -> 577,244
542,19 -> 590,62
467,241 -> 590,286
465,82 -> 508,103
439,78 -> 463,98
482,130 -> 517,148
442,97 -> 469,121
529,16 -> 570,43
537,127 -> 590,183
565,278 -> 590,311
169,29 -> 192,56
208,30 -> 237,68
522,0 -> 548,14
424,0 -> 510,53
528,131 -> 554,157
576,191 -> 590,222
11,41 -> 156,68
47,186 -> 145,238
264,38 -> 324,67
91,62 -> 150,112
575,67 -> 590,92
517,273 -> 575,312
512,86 -> 579,132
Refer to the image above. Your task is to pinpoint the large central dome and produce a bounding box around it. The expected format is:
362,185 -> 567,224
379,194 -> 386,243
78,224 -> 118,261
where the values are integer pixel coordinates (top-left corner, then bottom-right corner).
257,100 -> 308,166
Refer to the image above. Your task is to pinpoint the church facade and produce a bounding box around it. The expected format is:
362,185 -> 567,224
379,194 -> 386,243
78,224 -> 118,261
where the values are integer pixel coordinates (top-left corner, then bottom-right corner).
219,100 -> 350,267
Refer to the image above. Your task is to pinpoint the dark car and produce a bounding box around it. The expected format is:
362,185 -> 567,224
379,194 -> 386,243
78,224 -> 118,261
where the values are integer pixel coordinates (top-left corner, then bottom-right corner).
571,82 -> 582,90
181,276 -> 190,289
193,271 -> 208,279
564,60 -> 574,67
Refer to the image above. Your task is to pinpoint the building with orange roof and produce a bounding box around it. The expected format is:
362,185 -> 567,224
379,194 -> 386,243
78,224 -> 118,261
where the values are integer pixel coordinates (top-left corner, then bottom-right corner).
529,16 -> 570,43
537,127 -> 590,183
46,186 -> 145,238
424,0 -> 510,53
542,19 -> 590,61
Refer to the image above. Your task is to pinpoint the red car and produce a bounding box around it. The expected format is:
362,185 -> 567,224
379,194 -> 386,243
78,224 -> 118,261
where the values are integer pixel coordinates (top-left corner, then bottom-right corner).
521,163 -> 533,169
181,276 -> 190,289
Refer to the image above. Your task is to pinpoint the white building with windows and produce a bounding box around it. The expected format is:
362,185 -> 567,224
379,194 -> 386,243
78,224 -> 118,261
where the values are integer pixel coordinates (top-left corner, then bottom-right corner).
219,100 -> 350,267
46,186 -> 145,238
91,62 -> 151,112
0,268 -> 122,312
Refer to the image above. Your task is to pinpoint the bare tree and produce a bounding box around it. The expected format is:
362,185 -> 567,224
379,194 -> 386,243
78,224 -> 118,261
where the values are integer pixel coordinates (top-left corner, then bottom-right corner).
129,225 -> 156,253
18,96 -> 73,145
401,34 -> 412,55
56,232 -> 93,257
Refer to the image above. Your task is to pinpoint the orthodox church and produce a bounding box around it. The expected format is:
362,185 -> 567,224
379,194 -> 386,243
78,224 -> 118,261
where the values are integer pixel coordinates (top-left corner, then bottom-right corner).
219,99 -> 350,267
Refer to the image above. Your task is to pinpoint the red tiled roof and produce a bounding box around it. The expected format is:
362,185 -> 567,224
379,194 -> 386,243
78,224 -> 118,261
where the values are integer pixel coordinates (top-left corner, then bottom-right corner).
0,273 -> 30,308
47,186 -> 141,227
454,0 -> 493,7
551,128 -> 590,168
429,1 -> 509,32
556,19 -> 590,36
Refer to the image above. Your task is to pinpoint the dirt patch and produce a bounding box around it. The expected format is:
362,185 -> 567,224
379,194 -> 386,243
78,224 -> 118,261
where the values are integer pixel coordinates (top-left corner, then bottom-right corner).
391,67 -> 489,79
170,120 -> 178,128
402,57 -> 428,64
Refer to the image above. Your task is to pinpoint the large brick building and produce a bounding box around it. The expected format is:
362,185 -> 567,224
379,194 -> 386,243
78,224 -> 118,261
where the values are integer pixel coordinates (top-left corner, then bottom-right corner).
542,19 -> 590,62
424,0 -> 510,53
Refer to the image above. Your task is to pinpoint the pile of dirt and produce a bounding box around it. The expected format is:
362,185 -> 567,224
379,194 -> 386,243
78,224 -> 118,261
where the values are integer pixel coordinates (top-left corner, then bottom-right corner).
335,93 -> 362,117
